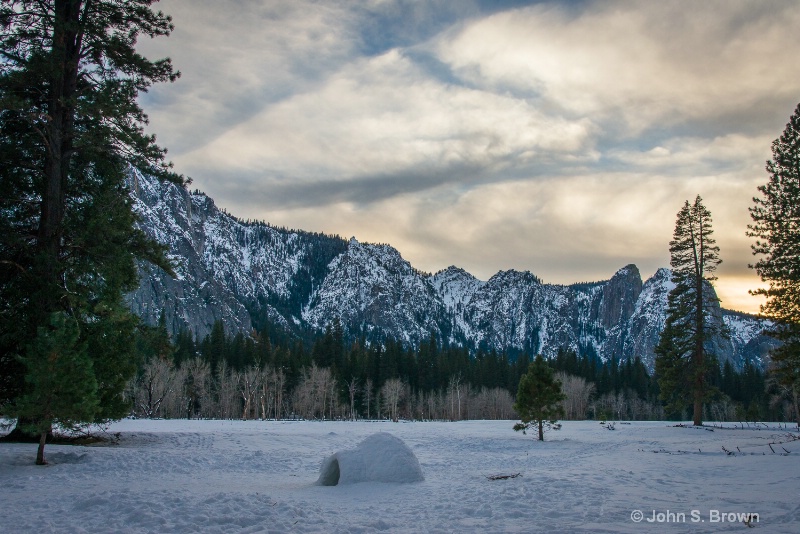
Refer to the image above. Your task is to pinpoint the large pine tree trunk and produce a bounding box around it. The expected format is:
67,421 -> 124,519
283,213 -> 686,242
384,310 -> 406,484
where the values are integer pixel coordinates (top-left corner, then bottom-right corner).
538,420 -> 544,441
35,430 -> 48,466
693,323 -> 704,426
692,388 -> 703,426
793,385 -> 800,427
693,264 -> 705,427
38,0 -> 82,298
9,0 -> 85,446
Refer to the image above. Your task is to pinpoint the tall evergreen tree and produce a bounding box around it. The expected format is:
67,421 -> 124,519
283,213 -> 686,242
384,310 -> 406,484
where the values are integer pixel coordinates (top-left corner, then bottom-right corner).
748,103 -> 800,424
655,196 -> 722,425
513,355 -> 566,441
0,1 -> 179,460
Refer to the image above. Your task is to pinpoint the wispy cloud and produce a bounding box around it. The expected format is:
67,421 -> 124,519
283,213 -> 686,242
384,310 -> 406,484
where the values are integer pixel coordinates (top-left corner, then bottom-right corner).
138,0 -> 800,313
174,48 -> 598,197
438,1 -> 800,134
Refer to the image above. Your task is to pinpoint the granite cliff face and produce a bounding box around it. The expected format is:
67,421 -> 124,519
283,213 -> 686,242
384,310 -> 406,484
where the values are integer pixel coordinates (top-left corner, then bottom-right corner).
128,171 -> 777,370
127,169 -> 347,339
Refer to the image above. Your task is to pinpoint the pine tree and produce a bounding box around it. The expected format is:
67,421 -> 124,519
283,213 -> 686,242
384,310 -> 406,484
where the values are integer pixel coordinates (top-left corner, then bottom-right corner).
205,320 -> 226,378
513,355 -> 566,441
748,103 -> 800,425
0,1 -> 179,459
134,314 -> 175,366
15,313 -> 99,465
655,196 -> 722,425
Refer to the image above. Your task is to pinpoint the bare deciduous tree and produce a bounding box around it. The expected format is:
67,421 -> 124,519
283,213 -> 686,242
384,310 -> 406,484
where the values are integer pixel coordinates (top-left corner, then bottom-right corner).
216,361 -> 239,420
346,377 -> 359,421
382,378 -> 405,422
238,365 -> 262,420
132,358 -> 176,418
363,378 -> 373,420
294,364 -> 336,419
183,358 -> 211,419
557,372 -> 596,420
447,374 -> 464,421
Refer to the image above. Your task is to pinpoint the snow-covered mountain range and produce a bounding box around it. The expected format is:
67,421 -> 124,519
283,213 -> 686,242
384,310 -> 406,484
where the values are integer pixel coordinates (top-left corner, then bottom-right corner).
127,170 -> 777,370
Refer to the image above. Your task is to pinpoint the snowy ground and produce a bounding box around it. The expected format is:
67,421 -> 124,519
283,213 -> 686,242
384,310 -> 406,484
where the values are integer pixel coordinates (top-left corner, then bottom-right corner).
1,419 -> 799,533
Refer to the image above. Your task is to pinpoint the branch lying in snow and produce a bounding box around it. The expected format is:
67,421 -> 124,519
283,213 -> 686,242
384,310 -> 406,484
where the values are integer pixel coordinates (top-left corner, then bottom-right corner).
694,422 -> 798,431
719,433 -> 800,456
772,433 -> 800,444
645,439 -> 796,456
486,473 -> 522,481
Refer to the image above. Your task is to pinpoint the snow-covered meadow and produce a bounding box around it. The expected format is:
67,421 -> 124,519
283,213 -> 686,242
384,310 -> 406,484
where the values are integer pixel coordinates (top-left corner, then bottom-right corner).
1,420 -> 798,533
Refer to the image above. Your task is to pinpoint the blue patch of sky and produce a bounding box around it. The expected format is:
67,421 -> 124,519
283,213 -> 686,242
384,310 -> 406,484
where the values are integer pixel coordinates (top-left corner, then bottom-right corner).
353,1 -> 475,57
401,49 -> 463,87
353,0 -> 592,59
475,0 -> 590,16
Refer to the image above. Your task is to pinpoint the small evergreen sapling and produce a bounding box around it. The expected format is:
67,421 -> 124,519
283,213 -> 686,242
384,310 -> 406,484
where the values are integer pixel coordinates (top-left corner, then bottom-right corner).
513,355 -> 566,441
15,313 -> 99,465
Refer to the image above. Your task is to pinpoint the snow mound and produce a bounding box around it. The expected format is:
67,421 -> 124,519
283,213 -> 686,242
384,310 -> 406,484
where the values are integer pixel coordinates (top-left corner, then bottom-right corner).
317,433 -> 424,486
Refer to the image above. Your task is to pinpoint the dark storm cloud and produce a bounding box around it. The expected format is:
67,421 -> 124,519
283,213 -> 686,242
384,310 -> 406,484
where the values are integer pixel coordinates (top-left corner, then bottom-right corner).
243,162 -> 491,209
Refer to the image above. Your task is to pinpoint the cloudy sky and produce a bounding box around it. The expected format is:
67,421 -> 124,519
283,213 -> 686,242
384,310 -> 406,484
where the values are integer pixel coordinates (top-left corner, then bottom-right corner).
137,0 -> 800,314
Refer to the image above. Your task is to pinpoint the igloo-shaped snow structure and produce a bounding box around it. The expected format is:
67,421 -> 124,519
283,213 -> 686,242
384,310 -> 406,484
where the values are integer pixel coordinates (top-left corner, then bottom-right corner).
316,433 -> 424,486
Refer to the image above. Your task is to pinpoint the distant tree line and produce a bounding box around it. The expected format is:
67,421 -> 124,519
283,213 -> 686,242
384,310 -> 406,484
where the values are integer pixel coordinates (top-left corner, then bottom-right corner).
125,314 -> 786,423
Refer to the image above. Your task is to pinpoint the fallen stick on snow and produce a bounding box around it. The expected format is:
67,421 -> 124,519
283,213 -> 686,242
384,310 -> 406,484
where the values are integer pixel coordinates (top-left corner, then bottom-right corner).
486,473 -> 522,481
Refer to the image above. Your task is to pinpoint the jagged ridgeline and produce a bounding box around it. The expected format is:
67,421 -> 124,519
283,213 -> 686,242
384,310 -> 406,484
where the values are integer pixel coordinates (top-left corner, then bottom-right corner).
127,170 -> 777,371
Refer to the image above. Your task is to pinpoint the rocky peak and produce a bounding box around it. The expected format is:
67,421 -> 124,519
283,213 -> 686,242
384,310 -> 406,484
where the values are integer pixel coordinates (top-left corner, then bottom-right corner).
429,266 -> 484,313
600,264 -> 643,329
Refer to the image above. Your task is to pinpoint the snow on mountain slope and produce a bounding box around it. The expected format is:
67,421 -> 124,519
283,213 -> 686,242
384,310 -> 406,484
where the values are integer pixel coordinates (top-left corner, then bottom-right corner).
429,266 -> 485,312
302,238 -> 447,345
622,268 -> 673,369
723,312 -> 780,369
128,171 -> 775,370
459,269 -> 567,354
128,169 -> 254,338
429,266 -> 486,344
128,169 -> 344,338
